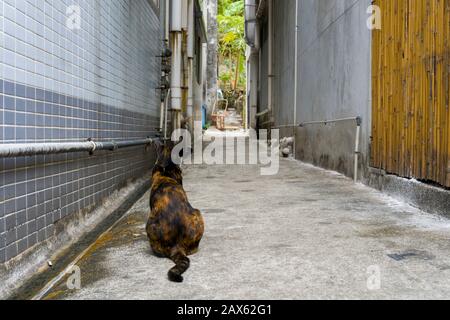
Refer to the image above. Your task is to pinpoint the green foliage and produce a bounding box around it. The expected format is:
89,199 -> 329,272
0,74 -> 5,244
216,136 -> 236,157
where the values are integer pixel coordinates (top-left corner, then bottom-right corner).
218,0 -> 244,15
217,0 -> 246,91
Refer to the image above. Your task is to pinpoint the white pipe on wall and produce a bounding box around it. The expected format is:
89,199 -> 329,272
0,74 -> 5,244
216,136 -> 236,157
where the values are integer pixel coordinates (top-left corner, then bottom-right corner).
160,100 -> 165,131
0,139 -> 155,158
181,0 -> 188,31
165,0 -> 170,41
170,0 -> 183,112
293,0 -> 299,156
267,0 -> 273,114
354,121 -> 361,183
170,33 -> 182,111
187,0 -> 194,58
164,89 -> 171,140
187,0 -> 194,126
187,59 -> 194,119
171,0 -> 182,32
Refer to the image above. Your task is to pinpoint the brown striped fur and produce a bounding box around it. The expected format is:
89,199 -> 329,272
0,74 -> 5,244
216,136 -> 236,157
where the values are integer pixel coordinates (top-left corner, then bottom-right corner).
146,141 -> 204,282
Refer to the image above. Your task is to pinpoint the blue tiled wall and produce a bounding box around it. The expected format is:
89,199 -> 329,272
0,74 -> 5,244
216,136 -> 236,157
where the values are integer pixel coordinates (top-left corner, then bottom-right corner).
0,0 -> 162,263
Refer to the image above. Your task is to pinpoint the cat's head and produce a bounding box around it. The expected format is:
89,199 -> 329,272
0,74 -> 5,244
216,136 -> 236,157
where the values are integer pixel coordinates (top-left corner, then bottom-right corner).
154,140 -> 177,169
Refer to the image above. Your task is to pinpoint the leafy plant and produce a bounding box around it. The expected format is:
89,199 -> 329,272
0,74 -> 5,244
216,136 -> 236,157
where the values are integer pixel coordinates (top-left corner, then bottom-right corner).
217,0 -> 246,92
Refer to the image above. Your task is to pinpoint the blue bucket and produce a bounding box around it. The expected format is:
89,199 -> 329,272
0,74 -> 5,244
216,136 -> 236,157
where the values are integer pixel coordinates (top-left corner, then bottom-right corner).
201,105 -> 207,129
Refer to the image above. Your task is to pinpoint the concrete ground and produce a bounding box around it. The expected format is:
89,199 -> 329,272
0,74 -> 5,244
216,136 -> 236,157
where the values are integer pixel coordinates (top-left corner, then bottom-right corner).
40,158 -> 450,300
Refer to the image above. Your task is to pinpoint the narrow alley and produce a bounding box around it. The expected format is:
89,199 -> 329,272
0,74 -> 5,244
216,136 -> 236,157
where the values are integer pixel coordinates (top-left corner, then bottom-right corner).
2,0 -> 450,304
35,158 -> 450,300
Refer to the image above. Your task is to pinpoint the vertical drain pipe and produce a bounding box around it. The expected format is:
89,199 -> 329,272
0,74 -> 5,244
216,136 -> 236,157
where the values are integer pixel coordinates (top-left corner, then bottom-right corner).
160,97 -> 166,133
187,0 -> 195,130
159,1 -> 165,133
160,74 -> 166,133
165,0 -> 170,42
181,0 -> 188,30
293,0 -> 299,157
354,117 -> 362,183
244,0 -> 258,129
162,1 -> 171,139
267,0 -> 274,123
170,0 -> 183,130
164,89 -> 171,140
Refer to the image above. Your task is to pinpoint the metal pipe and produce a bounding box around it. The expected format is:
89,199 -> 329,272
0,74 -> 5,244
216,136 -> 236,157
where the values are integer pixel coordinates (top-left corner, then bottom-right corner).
267,0 -> 273,114
160,100 -> 165,132
164,0 -> 170,41
293,0 -> 299,158
273,124 -> 300,129
256,109 -> 270,118
170,0 -> 182,113
181,0 -> 188,31
160,0 -> 171,133
244,0 -> 257,48
274,116 -> 361,128
298,117 -> 361,127
0,138 -> 154,158
170,0 -> 182,32
354,122 -> 361,183
164,89 -> 171,140
187,0 -> 194,58
186,0 -> 194,127
160,88 -> 171,135
187,59 -> 194,120
170,32 -> 182,112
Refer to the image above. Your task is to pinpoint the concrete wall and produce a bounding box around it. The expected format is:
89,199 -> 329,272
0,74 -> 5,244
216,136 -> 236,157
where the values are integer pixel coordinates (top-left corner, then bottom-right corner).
273,0 -> 296,129
248,0 -> 450,217
259,0 -> 373,177
0,0 -> 161,263
294,0 -> 372,179
256,0 -> 297,130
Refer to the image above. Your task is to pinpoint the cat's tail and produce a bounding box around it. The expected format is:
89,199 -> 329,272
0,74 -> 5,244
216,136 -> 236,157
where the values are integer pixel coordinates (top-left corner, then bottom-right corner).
168,248 -> 190,283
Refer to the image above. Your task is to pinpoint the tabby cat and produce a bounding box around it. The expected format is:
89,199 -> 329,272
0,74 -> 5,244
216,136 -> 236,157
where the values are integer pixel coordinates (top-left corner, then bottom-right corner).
146,141 -> 205,282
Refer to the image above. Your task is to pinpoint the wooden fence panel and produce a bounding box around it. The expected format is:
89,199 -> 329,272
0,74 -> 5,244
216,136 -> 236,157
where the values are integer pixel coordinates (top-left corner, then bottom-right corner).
371,0 -> 450,187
